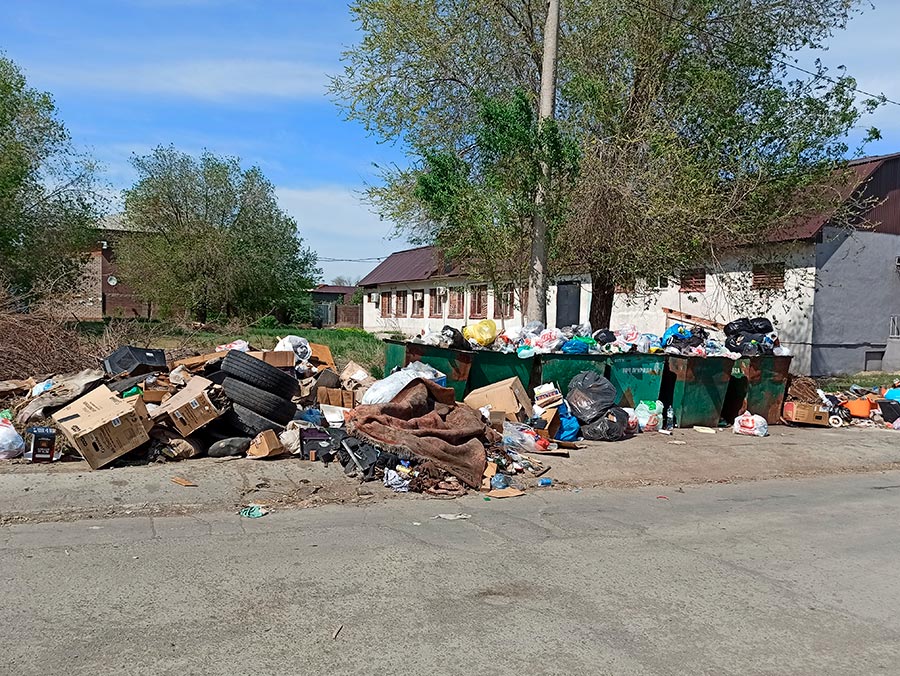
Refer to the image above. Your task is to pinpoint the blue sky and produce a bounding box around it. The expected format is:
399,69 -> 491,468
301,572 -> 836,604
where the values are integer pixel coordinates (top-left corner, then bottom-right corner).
1,1 -> 898,282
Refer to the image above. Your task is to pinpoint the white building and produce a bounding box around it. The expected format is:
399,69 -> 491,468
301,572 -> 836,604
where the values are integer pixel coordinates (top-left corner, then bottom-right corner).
359,153 -> 900,376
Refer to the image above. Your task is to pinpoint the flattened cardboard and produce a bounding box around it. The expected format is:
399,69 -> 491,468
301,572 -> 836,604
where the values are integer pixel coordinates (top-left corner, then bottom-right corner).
248,350 -> 296,368
150,376 -> 224,436
248,430 -> 285,458
52,385 -> 151,470
308,343 -> 336,371
464,377 -> 533,422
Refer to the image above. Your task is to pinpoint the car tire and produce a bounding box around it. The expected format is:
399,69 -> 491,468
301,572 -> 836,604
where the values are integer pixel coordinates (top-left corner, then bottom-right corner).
222,377 -> 297,424
220,350 -> 298,399
227,404 -> 285,438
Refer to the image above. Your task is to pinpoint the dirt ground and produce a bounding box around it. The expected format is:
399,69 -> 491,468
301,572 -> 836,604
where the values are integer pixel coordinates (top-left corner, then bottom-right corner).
2,424 -> 899,524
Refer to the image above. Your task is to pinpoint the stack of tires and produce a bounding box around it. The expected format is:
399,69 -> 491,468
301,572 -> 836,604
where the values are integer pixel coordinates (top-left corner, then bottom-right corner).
219,350 -> 298,437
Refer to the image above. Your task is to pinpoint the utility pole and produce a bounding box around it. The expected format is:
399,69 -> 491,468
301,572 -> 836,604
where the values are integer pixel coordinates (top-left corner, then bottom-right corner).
526,0 -> 560,325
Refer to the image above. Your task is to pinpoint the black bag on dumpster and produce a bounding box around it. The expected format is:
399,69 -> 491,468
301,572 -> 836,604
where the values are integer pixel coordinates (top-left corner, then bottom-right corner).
566,371 -> 617,423
724,318 -> 754,337
581,406 -> 629,441
592,329 -> 616,345
750,317 -> 774,334
441,325 -> 470,351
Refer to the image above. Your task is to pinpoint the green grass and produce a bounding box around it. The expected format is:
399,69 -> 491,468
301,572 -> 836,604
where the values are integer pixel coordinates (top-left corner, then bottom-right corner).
818,372 -> 900,392
77,321 -> 386,377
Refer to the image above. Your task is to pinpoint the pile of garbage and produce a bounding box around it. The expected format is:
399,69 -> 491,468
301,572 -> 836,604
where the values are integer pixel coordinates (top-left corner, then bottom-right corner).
409,316 -> 790,359
784,375 -> 900,430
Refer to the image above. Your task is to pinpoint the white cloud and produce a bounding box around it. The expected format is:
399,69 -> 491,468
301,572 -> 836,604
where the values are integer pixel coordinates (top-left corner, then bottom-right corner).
276,186 -> 409,282
31,58 -> 328,101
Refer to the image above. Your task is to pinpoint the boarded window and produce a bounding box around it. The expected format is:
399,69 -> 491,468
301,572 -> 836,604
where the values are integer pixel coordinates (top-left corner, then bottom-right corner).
380,292 -> 392,318
752,263 -> 785,290
411,290 -> 425,317
396,290 -> 408,316
679,269 -> 706,293
448,288 -> 464,318
493,285 -> 515,319
429,288 -> 445,317
469,285 -> 488,318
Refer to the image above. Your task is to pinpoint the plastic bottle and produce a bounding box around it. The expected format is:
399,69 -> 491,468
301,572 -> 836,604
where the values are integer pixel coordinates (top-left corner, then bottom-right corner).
664,408 -> 675,431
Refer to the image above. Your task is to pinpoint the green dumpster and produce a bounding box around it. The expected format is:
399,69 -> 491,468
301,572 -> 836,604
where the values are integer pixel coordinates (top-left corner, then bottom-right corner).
607,353 -> 666,407
383,339 -> 407,377
403,342 -> 474,401
534,354 -> 608,396
722,355 -> 792,424
468,351 -> 535,392
667,356 -> 733,428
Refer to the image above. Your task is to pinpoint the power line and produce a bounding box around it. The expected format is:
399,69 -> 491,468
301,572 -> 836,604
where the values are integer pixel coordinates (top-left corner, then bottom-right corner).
631,0 -> 900,108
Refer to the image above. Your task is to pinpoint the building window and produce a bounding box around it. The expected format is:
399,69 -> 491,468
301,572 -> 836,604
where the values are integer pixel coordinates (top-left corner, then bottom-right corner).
890,316 -> 900,339
411,290 -> 425,317
429,288 -> 445,317
493,285 -> 515,319
448,288 -> 464,318
652,275 -> 670,290
396,290 -> 408,316
380,292 -> 392,318
679,269 -> 706,293
752,263 -> 785,290
469,285 -> 488,319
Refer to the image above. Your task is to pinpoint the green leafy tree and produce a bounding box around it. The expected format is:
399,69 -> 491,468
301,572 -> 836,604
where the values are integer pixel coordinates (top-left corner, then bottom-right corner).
409,90 -> 578,314
332,0 -> 883,328
0,55 -> 103,296
116,146 -> 320,322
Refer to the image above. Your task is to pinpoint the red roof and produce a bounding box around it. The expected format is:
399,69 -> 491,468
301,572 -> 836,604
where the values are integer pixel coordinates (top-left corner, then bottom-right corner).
771,153 -> 900,241
358,246 -> 461,287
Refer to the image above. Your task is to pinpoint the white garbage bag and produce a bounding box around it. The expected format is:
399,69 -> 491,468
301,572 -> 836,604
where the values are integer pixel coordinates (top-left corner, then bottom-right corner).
733,411 -> 769,437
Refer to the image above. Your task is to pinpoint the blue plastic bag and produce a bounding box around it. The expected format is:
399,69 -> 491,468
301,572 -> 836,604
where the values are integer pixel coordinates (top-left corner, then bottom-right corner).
554,402 -> 581,442
662,323 -> 691,346
560,339 -> 589,354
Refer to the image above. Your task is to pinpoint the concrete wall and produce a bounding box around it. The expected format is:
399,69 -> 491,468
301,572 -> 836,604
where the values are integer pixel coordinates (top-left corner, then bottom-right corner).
811,227 -> 900,376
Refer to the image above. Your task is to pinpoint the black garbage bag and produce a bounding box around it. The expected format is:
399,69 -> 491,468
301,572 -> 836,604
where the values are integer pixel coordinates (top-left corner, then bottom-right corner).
725,332 -> 772,356
441,325 -> 470,351
724,318 -> 754,337
592,329 -> 616,344
581,406 -> 629,441
750,317 -> 774,334
566,371 -> 617,423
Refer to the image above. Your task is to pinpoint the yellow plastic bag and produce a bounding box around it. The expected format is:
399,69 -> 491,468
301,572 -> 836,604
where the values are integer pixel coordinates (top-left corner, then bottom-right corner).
463,319 -> 498,346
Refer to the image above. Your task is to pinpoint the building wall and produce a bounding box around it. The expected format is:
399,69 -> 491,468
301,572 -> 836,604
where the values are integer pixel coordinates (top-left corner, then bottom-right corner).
811,227 -> 900,375
361,244 -> 819,372
362,280 -> 525,335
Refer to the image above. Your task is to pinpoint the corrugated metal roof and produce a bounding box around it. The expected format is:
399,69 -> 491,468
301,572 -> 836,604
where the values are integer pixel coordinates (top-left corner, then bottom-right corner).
315,285 -> 357,294
770,154 -> 899,242
358,246 -> 461,287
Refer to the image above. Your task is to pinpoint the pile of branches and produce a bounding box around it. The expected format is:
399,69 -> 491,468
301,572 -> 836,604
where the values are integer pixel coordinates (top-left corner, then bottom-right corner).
0,293 -> 96,381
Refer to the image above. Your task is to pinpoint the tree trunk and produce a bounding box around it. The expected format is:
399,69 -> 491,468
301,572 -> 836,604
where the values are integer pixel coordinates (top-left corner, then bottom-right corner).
589,269 -> 615,330
526,0 -> 561,324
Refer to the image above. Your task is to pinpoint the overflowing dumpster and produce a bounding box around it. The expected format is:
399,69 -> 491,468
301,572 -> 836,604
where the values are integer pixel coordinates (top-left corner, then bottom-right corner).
607,354 -> 666,408
722,355 -> 793,424
666,356 -> 733,428
535,354 -> 608,396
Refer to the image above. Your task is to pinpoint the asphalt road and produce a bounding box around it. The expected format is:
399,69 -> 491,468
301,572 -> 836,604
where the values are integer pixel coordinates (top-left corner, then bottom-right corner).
2,472 -> 899,675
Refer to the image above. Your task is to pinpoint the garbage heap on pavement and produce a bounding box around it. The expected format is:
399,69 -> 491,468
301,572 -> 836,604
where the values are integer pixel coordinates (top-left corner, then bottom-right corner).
411,316 -> 792,359
785,374 -> 900,430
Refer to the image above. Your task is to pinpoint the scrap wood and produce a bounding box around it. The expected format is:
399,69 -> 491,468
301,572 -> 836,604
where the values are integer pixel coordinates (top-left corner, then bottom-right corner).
171,476 -> 197,487
787,376 -> 820,404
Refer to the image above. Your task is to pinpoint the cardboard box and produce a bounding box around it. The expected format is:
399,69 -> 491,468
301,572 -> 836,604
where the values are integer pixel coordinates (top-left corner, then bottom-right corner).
782,401 -> 831,427
150,377 -> 224,437
248,430 -> 285,458
340,360 -> 376,391
52,385 -> 151,470
464,377 -> 533,422
317,387 -> 356,408
139,387 -> 171,404
172,352 -> 222,370
535,407 -> 561,441
534,383 -> 563,408
248,350 -> 296,369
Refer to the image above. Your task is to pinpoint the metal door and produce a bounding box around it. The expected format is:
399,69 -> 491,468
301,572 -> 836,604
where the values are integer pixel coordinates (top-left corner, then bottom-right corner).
556,282 -> 581,328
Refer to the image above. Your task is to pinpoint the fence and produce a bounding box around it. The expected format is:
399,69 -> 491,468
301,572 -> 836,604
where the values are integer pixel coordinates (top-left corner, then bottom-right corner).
313,303 -> 362,328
